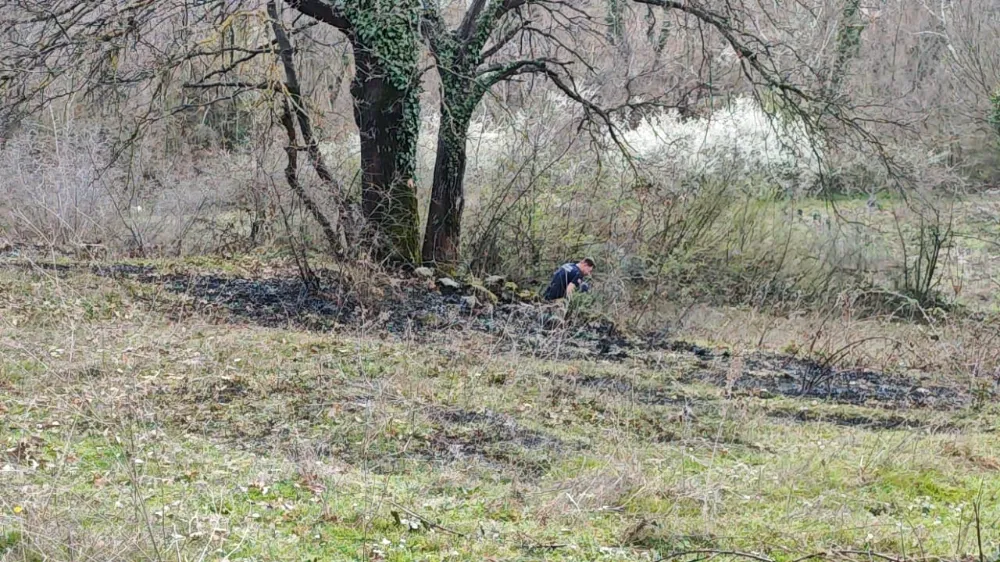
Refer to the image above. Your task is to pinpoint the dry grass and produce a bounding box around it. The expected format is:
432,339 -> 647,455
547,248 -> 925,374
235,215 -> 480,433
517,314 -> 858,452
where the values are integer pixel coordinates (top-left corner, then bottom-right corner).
2,258 -> 1000,561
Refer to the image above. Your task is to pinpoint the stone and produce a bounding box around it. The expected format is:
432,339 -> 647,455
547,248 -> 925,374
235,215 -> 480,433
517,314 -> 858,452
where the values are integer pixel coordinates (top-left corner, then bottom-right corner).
460,296 -> 479,309
518,289 -> 538,302
414,267 -> 435,278
466,282 -> 498,305
484,275 -> 506,291
437,277 -> 462,294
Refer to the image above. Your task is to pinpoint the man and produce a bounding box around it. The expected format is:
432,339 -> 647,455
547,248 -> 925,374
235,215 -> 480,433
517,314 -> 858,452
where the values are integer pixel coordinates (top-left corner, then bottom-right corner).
543,257 -> 595,301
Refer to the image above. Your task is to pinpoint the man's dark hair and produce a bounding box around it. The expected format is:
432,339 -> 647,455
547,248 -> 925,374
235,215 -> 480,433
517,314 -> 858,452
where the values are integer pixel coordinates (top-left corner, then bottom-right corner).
581,257 -> 596,268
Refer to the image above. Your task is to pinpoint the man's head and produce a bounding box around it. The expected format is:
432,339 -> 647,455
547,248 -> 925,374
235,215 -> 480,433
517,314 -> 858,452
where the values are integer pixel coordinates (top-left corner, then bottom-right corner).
578,257 -> 596,276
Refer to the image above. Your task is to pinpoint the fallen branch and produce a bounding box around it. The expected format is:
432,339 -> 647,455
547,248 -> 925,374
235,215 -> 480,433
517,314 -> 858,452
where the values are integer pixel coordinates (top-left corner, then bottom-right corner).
654,550 -> 947,562
387,500 -> 466,537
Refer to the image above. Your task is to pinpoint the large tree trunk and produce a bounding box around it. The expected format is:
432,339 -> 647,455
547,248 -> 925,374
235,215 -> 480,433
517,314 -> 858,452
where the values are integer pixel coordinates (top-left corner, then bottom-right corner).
421,105 -> 471,268
351,47 -> 421,264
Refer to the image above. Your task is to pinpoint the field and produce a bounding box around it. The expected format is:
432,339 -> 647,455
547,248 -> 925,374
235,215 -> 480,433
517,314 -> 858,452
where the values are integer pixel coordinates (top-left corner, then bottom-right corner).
2,253 -> 1000,562
4,0 -> 1000,558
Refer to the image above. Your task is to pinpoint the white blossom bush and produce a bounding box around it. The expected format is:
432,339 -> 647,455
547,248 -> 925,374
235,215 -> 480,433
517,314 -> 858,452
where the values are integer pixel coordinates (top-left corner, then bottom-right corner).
619,96 -> 824,195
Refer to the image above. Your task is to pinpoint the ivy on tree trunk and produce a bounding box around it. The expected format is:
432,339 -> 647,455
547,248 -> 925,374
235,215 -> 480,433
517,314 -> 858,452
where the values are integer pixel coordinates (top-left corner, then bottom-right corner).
285,0 -> 422,263
420,1 -> 525,268
421,30 -> 486,268
352,46 -> 421,263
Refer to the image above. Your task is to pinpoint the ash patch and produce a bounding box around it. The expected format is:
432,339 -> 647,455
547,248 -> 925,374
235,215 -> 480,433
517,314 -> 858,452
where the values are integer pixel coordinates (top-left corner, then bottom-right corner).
96,266 -> 469,332
156,272 -> 355,328
766,409 -> 956,432
480,313 -> 634,362
654,339 -> 716,359
85,263 -> 651,362
91,263 -> 156,277
571,375 -> 696,406
728,353 -> 963,409
55,262 -> 968,410
653,341 -> 965,409
425,407 -> 572,478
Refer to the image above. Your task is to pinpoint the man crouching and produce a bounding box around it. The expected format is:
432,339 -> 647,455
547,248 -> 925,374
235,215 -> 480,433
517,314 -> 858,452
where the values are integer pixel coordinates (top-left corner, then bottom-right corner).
542,257 -> 595,301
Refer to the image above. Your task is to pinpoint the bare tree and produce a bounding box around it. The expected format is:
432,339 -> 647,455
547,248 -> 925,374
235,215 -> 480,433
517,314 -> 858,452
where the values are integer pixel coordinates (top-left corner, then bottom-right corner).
282,0 -> 425,263
416,0 -> 866,268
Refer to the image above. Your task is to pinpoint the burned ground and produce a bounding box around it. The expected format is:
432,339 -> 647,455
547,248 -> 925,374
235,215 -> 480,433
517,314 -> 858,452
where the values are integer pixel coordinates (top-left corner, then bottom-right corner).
79,262 -> 969,413
4,257 -> 997,561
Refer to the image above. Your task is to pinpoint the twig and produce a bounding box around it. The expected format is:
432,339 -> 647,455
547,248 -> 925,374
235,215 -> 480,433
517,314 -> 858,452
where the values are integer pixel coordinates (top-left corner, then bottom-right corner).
516,531 -> 567,551
974,483 -> 985,562
830,551 -> 942,562
655,550 -> 939,562
386,500 -> 466,537
788,554 -> 828,562
655,549 -> 776,562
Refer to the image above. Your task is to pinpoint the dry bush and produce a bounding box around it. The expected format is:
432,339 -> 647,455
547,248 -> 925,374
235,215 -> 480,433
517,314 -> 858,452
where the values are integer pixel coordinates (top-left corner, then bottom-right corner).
0,103 -> 368,258
0,123 -> 120,250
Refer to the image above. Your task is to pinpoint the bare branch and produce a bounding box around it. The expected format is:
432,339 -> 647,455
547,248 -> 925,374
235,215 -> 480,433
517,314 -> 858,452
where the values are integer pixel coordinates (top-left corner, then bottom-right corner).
480,18 -> 530,60
182,81 -> 281,91
281,0 -> 350,32
268,0 -> 351,252
277,96 -> 343,254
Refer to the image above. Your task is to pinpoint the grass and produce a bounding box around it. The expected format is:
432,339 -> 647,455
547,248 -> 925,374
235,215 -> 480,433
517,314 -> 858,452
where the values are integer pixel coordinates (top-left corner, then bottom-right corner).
2,260 -> 1000,561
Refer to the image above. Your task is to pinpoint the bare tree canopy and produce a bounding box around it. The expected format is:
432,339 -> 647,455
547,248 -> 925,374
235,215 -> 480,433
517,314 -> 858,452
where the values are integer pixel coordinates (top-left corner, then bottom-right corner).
2,0 -> 998,265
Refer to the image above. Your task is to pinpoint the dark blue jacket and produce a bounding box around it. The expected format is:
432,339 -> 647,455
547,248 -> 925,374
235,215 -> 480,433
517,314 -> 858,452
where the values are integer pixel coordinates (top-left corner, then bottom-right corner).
543,263 -> 588,300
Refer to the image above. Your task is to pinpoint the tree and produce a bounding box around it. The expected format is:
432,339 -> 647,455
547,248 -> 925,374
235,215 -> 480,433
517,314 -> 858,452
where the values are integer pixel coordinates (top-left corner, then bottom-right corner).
417,0 -> 844,268
419,0 -> 537,268
284,0 -> 423,263
419,0 -> 655,268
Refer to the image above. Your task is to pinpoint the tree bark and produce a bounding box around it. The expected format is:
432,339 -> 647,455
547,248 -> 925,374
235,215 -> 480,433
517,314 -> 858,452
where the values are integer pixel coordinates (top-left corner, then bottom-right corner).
351,47 -> 421,264
422,107 -> 471,267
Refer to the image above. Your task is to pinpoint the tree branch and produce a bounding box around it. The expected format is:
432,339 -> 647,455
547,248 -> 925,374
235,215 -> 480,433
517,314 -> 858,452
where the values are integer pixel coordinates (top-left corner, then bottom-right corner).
282,0 -> 350,32
182,81 -> 281,92
632,0 -> 807,99
476,57 -> 550,86
480,18 -> 530,60
458,0 -> 492,40
475,58 -> 635,171
277,96 -> 343,255
268,0 -> 351,253
462,0 -> 531,42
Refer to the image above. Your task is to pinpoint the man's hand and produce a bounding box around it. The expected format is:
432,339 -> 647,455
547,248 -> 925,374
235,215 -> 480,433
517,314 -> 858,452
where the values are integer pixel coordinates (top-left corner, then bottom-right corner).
565,283 -> 576,299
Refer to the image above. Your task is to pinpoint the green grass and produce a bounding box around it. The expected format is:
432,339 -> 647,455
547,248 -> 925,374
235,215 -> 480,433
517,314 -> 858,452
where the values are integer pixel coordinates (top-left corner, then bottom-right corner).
2,262 -> 1000,561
